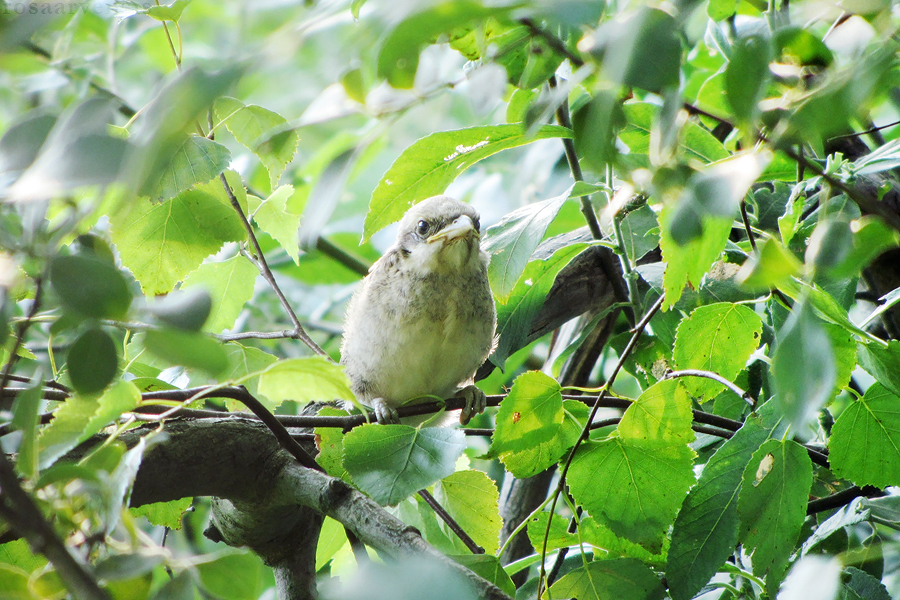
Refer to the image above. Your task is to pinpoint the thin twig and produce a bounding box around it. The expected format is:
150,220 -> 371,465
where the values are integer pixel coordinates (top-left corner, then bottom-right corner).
547,76 -> 603,241
537,293 -> 665,599
740,200 -> 758,252
519,18 -> 584,68
807,486 -> 883,515
315,237 -> 370,277
0,278 -> 44,394
663,369 -> 753,406
418,489 -> 484,554
219,173 -> 328,357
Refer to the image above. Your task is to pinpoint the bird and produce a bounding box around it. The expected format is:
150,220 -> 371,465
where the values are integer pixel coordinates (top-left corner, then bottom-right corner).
340,195 -> 497,426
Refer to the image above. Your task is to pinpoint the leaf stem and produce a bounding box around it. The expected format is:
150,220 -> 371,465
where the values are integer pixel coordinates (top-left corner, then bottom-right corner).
219,173 -> 328,357
417,489 -> 484,554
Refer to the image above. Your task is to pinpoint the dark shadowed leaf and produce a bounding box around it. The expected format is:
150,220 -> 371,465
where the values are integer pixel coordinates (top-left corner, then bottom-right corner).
50,254 -> 132,320
67,327 -> 118,396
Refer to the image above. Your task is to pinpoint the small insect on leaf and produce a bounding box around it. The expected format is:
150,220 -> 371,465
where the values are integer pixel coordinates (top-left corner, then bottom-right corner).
513,412 -> 521,424
754,453 -> 775,486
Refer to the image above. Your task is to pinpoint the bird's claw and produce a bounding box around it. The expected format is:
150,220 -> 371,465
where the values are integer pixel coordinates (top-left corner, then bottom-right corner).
372,398 -> 400,425
456,385 -> 487,425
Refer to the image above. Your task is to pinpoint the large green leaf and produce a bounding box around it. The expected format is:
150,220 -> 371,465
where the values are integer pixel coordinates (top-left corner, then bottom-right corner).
247,185 -> 302,264
492,243 -> 587,366
215,97 -> 299,189
772,299 -> 836,432
181,254 -> 258,334
619,102 -> 729,165
737,439 -> 813,594
50,254 -> 132,320
668,152 -> 768,246
143,329 -> 229,376
667,417 -> 770,600
67,327 -> 118,396
196,550 -> 266,600
450,555 -> 515,598
582,7 -> 680,93
376,1 -> 510,89
37,380 -> 140,469
482,187 -> 570,300
365,124 -> 572,240
659,202 -> 732,310
829,383 -> 900,488
0,110 -> 56,173
857,340 -> 900,398
546,558 -> 665,600
491,371 -> 563,454
498,399 -> 587,479
256,357 -> 355,407
673,302 -> 763,401
569,380 -> 696,551
434,470 -> 502,555
343,424 -> 466,506
139,134 -> 231,202
111,182 -> 245,295
725,35 -> 772,124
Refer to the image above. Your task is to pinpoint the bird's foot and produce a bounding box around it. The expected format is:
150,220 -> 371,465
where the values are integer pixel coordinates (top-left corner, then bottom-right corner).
372,397 -> 400,425
455,385 -> 487,425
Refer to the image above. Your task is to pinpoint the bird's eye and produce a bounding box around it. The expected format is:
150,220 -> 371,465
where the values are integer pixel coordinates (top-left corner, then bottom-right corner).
473,218 -> 481,232
416,220 -> 429,236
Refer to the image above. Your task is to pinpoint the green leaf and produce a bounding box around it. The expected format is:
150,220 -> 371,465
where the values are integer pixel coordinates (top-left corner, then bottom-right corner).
111,185 -> 245,295
145,0 -> 191,22
0,564 -> 30,600
620,102 -> 729,165
569,380 -> 696,550
725,35 -> 772,124
50,254 -> 132,320
376,1 -> 508,89
434,470 -> 502,554
256,357 -> 355,408
143,329 -> 229,376
829,383 -> 900,488
221,343 -> 278,409
343,424 -> 465,506
831,216 -> 899,279
499,399 -> 587,478
772,299 -> 835,432
451,555 -> 515,598
669,152 -> 768,245
546,558 -> 665,600
38,380 -> 140,469
11,381 -> 42,479
858,340 -> 900,398
247,186 -> 302,264
131,497 -> 193,530
67,327 -> 118,396
492,243 -> 587,366
673,303 -> 763,401
365,124 -> 572,240
707,0 -> 736,20
140,135 -> 231,202
573,89 -> 625,170
774,27 -> 833,67
314,406 -> 350,480
736,237 -> 803,291
216,97 -> 299,189
667,417 -> 770,600
491,371 -> 563,454
582,7 -> 680,93
147,288 -> 212,332
618,204 -> 660,262
181,255 -> 258,334
196,550 -> 266,600
659,203 -> 732,310
737,439 -> 813,594
315,517 -> 348,571
482,188 -> 570,300
0,110 -> 56,173
843,566 -> 892,600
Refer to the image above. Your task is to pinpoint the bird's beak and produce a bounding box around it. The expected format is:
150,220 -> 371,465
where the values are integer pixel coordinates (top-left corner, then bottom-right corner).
427,215 -> 478,245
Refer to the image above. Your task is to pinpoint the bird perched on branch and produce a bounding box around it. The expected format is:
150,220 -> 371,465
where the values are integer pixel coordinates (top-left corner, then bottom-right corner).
340,196 -> 497,425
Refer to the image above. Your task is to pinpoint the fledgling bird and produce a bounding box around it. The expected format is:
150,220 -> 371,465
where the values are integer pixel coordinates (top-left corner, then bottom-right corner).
340,196 -> 497,425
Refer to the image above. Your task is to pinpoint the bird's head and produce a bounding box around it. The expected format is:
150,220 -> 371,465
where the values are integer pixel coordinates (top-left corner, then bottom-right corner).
395,196 -> 484,275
